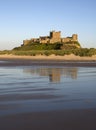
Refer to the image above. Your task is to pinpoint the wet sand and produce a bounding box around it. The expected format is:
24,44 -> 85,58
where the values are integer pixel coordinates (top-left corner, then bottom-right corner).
0,57 -> 96,67
0,109 -> 96,130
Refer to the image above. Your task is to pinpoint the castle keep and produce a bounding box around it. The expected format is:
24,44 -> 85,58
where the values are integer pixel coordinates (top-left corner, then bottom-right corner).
23,31 -> 78,45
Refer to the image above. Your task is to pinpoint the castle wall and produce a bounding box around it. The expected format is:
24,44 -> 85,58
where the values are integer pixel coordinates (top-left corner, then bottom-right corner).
40,39 -> 49,43
23,31 -> 78,45
23,40 -> 30,45
49,38 -> 61,43
61,38 -> 72,42
39,36 -> 50,43
61,34 -> 78,43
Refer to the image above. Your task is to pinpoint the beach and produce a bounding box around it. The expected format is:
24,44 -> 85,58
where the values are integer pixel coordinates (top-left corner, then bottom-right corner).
0,54 -> 96,61
0,109 -> 96,130
0,54 -> 96,67
0,55 -> 96,130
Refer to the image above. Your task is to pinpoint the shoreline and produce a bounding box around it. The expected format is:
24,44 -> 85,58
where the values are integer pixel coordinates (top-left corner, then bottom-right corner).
0,54 -> 96,61
0,54 -> 96,67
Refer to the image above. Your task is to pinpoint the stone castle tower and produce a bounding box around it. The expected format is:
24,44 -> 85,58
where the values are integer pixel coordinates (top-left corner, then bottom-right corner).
49,31 -> 61,43
72,34 -> 78,41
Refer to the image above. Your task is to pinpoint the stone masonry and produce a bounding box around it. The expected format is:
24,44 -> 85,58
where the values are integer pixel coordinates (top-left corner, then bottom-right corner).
23,31 -> 78,45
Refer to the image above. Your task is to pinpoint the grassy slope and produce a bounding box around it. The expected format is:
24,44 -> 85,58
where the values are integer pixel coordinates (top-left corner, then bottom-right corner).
0,42 -> 96,57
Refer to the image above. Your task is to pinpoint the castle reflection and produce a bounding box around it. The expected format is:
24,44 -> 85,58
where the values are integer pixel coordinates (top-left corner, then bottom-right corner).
23,67 -> 78,83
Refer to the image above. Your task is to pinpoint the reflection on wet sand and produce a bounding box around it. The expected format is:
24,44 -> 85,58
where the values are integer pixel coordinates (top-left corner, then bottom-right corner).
23,67 -> 78,82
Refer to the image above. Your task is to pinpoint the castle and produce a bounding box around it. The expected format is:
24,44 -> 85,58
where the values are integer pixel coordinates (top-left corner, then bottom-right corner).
23,31 -> 78,45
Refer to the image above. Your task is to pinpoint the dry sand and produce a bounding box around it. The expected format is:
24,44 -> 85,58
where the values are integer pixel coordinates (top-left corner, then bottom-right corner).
0,54 -> 96,61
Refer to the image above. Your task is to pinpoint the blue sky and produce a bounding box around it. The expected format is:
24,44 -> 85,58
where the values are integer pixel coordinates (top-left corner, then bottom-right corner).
0,0 -> 96,50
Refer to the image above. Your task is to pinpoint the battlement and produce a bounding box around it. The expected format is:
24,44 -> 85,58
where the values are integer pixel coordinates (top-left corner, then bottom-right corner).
23,31 -> 78,45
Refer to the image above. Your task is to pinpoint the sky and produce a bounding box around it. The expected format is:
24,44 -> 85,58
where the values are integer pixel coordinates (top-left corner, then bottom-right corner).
0,0 -> 96,50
